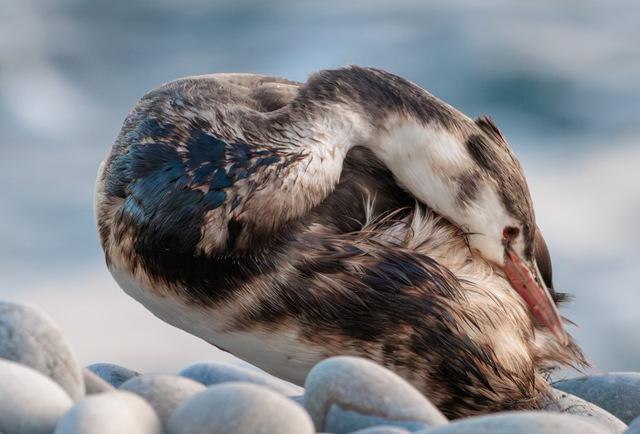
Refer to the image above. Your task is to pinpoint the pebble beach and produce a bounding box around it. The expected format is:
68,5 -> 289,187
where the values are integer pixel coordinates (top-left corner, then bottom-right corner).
1,299 -> 638,434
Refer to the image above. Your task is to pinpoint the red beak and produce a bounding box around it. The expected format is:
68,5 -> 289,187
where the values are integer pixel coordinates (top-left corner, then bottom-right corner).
504,248 -> 568,345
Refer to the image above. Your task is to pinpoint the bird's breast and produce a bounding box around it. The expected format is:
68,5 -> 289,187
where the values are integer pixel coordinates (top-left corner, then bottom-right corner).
107,258 -> 326,385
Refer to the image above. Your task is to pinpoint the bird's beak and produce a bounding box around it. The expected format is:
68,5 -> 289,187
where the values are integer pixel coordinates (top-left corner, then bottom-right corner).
504,247 -> 569,345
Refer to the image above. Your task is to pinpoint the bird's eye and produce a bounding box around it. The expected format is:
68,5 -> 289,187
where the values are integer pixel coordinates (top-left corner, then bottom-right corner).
502,226 -> 520,240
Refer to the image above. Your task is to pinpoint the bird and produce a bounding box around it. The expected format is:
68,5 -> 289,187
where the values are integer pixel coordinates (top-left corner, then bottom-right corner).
95,66 -> 586,418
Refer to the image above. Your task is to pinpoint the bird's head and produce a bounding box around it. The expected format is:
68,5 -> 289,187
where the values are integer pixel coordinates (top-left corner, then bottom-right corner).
453,116 -> 567,345
375,112 -> 565,345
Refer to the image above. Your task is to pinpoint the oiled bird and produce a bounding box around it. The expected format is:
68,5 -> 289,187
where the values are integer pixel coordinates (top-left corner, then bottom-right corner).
95,67 -> 586,418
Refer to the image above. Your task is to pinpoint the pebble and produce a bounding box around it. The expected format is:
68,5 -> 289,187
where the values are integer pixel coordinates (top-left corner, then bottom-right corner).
179,361 -> 302,396
627,415 -> 640,433
82,368 -> 114,395
415,411 -> 609,434
291,395 -> 305,406
87,362 -> 140,387
350,427 -> 412,434
303,356 -> 448,433
167,382 -> 314,434
119,374 -> 205,426
554,373 -> 640,424
0,358 -> 73,434
54,390 -> 162,434
324,407 -> 430,433
0,301 -> 84,400
544,388 -> 627,433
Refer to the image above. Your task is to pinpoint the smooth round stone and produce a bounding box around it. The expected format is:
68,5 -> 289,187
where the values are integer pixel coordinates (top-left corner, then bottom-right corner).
544,388 -> 627,433
0,358 -> 73,434
82,368 -> 114,395
87,362 -> 140,388
351,427 -> 412,434
119,374 -> 205,426
304,356 -> 448,433
179,361 -> 302,396
291,395 -> 305,406
627,415 -> 640,433
554,373 -> 640,424
54,390 -> 162,434
167,382 -> 314,434
415,411 -> 608,434
0,301 -> 84,400
325,407 -> 430,433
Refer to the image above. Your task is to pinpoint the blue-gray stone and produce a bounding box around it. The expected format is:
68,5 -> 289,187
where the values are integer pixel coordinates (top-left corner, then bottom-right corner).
119,374 -> 205,427
351,427 -> 412,434
0,358 -> 73,434
87,362 -> 140,388
627,415 -> 640,433
544,388 -> 627,433
82,368 -> 114,395
415,411 -> 609,434
304,356 -> 448,434
0,301 -> 84,400
326,407 -> 430,433
167,382 -> 314,434
291,394 -> 305,406
554,373 -> 640,424
179,361 -> 302,396
54,390 -> 162,434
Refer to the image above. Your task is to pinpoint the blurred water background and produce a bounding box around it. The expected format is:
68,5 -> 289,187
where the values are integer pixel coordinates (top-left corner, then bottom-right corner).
1,0 -> 638,375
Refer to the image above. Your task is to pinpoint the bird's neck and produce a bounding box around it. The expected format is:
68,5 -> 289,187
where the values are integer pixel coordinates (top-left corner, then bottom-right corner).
367,116 -> 476,223
266,68 -> 481,236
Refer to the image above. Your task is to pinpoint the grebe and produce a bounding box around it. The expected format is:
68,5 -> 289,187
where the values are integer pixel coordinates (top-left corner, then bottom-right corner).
95,67 -> 585,418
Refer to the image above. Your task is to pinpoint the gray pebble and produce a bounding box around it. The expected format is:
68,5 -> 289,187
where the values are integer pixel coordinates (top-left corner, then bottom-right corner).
179,361 -> 302,396
119,374 -> 205,427
291,395 -> 305,406
627,415 -> 640,433
82,368 -> 114,395
304,356 -> 448,433
54,390 -> 162,434
416,411 -> 608,434
350,427 -> 411,434
543,388 -> 627,433
325,407 -> 430,433
0,301 -> 84,400
87,362 -> 140,387
0,358 -> 73,434
554,373 -> 640,424
167,382 -> 314,434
